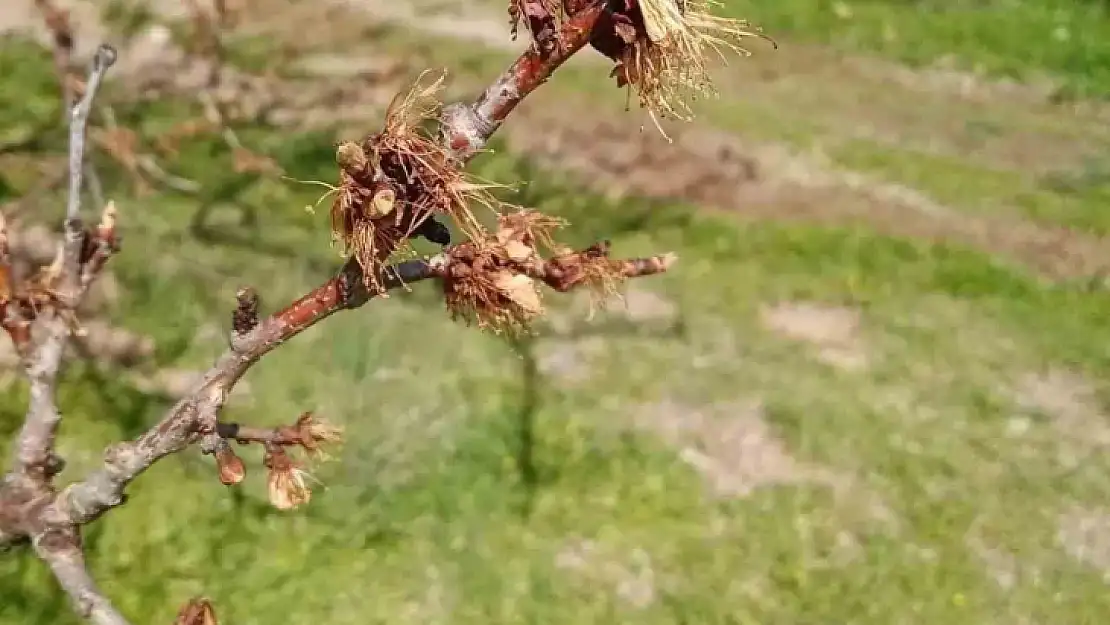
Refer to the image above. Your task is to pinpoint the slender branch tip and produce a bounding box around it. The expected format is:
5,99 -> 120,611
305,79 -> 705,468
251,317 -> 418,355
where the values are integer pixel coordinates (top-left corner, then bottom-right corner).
94,44 -> 117,69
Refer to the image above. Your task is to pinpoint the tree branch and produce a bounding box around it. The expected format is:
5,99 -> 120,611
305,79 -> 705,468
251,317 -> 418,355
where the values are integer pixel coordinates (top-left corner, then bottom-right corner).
53,257 -> 434,525
8,45 -> 116,490
1,3 -> 682,622
33,530 -> 130,625
53,232 -> 672,526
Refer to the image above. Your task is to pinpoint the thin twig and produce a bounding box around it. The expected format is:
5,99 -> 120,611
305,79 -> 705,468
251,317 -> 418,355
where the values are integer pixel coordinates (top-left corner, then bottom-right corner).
54,257 -> 434,525
66,46 -> 116,224
8,45 -> 117,491
34,0 -> 108,206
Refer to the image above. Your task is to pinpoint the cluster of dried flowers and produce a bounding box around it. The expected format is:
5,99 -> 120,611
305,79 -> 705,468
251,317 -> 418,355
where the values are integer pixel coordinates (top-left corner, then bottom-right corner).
273,0 -> 762,512
211,412 -> 344,510
331,0 -> 770,332
328,72 -> 497,295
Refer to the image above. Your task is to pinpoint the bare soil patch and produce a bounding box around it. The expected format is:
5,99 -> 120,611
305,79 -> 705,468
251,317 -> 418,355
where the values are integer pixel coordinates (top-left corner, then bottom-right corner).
965,533 -> 1021,591
1014,370 -> 1110,454
636,399 -> 803,497
759,302 -> 868,371
554,539 -> 657,609
633,399 -> 890,525
1057,506 -> 1110,578
633,400 -> 898,535
505,97 -> 1110,280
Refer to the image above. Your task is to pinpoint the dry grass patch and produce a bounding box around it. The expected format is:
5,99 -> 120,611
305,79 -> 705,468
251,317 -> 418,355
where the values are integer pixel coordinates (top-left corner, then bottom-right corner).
1057,505 -> 1110,579
633,398 -> 891,530
554,539 -> 658,610
1014,370 -> 1110,456
759,301 -> 868,371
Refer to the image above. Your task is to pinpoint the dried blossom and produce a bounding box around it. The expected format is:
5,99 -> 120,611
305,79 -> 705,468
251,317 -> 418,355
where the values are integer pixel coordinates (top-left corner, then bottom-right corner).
174,597 -> 218,625
329,71 -> 505,294
293,412 -> 344,461
590,0 -> 774,137
441,209 -> 630,334
97,201 -> 118,246
264,448 -> 313,511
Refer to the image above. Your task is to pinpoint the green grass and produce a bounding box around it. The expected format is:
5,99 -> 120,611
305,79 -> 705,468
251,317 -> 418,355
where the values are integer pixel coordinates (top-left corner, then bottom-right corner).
718,0 -> 1110,99
3,18 -> 1110,625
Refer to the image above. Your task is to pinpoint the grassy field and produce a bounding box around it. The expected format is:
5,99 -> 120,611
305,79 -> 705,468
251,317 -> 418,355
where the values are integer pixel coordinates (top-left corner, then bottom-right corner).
717,0 -> 1110,98
3,1 -> 1110,624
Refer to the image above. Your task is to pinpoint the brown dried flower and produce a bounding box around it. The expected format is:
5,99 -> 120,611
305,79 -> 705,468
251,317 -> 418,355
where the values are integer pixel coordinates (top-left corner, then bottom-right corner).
329,71 -> 504,294
293,412 -> 344,461
594,0 -> 774,137
97,201 -> 118,245
264,448 -> 313,511
174,598 -> 218,625
440,209 -> 629,333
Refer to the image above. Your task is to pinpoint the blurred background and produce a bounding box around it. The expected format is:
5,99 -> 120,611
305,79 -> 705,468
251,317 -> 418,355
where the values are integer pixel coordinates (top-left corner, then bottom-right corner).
2,0 -> 1110,623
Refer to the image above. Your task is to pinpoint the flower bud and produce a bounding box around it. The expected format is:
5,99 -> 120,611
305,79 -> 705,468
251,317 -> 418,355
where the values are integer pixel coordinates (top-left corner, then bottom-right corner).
215,448 -> 246,486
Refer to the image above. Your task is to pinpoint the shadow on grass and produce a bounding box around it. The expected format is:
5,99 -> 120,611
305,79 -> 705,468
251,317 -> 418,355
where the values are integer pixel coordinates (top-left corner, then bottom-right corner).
506,335 -> 540,520
501,304 -> 688,520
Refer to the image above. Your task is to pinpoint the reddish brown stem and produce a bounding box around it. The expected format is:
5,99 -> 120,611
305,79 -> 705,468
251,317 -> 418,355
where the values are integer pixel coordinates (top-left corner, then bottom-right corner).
216,411 -> 338,452
440,1 -> 605,160
52,258 -> 434,526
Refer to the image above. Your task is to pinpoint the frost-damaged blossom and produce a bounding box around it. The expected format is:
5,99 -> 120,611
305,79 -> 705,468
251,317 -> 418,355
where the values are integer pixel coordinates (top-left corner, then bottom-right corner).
174,598 -> 218,625
292,412 -> 344,461
442,210 -> 630,334
264,447 -> 314,511
588,0 -> 775,137
329,71 -> 505,295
